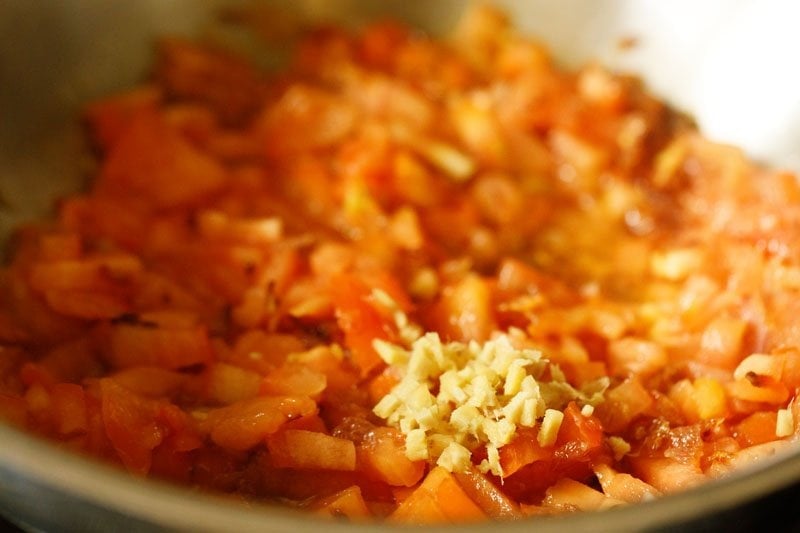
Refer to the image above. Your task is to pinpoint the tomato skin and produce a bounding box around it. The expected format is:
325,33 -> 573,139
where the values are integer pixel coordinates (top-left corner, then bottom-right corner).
499,428 -> 552,477
426,274 -> 496,343
556,402 -> 605,454
329,273 -> 400,377
99,379 -> 165,475
389,467 -> 488,524
357,426 -> 425,487
500,403 -> 607,502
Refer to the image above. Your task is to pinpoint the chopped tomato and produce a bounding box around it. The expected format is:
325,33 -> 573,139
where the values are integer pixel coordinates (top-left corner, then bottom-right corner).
99,379 -> 166,474
389,467 -> 487,523
310,485 -> 372,520
502,403 -> 606,501
329,274 -> 398,377
267,429 -> 356,471
734,411 -> 778,448
499,428 -> 553,477
356,426 -> 425,487
205,395 -> 317,451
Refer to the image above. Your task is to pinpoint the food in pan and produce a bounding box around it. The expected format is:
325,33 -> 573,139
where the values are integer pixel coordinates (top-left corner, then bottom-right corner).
1,4 -> 799,522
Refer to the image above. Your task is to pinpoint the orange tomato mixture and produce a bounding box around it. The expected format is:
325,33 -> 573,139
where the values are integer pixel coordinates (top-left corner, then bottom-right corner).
2,5 -> 800,522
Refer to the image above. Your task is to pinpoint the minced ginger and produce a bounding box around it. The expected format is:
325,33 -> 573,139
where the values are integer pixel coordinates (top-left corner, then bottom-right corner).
372,328 -> 608,477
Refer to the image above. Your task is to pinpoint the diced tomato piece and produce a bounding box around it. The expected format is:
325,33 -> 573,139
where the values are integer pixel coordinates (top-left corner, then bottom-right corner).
542,478 -> 623,511
502,404 -> 605,502
593,463 -> 661,503
428,273 -> 496,342
28,255 -> 142,319
259,84 -> 357,158
282,413 -> 328,433
50,383 -> 88,436
267,429 -> 356,471
24,383 -> 52,430
58,196 -> 150,252
157,403 -> 203,453
205,363 -> 262,404
499,428 -> 553,477
260,363 -> 327,399
310,485 -> 372,520
289,346 -> 360,393
206,395 -> 317,451
149,439 -> 194,484
38,337 -> 102,384
231,331 -> 306,373
596,377 -> 653,433
20,362 -> 57,388
556,402 -> 604,452
110,367 -> 188,398
366,367 -> 401,406
329,274 -> 397,377
727,376 -> 789,405
357,426 -> 425,487
734,411 -> 778,448
105,316 -> 213,370
628,456 -> 706,494
389,467 -> 487,524
697,316 -> 747,370
98,112 -> 227,208
779,348 -> 800,389
452,465 -> 524,519
495,258 -> 579,305
608,337 -> 667,377
99,379 -> 165,474
0,393 -> 28,427
83,86 -> 161,150
148,404 -> 201,484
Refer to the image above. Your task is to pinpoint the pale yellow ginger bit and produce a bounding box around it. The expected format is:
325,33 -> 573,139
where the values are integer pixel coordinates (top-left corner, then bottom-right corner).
520,398 -> 539,427
483,417 -> 516,448
520,374 -> 540,394
776,408 -> 794,438
502,384 -> 542,426
501,391 -> 527,425
504,359 -> 530,396
480,444 -> 504,477
450,404 -> 483,434
371,331 -> 608,477
406,428 -> 429,461
370,288 -> 423,348
538,408 -> 564,447
439,370 -> 469,404
370,288 -> 397,310
421,140 -> 477,182
607,435 -> 632,461
399,417 -> 417,435
372,393 -> 400,420
428,434 -> 457,458
408,342 -> 440,380
408,383 -> 436,411
394,310 -> 423,345
581,404 -> 596,417
417,405 -> 443,431
466,374 -> 498,408
373,338 -> 408,366
437,441 -> 473,472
